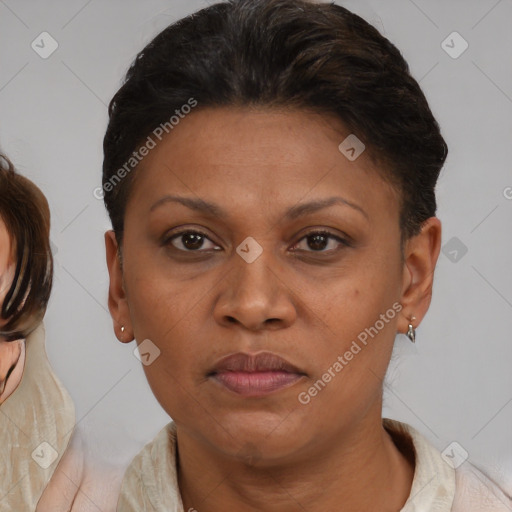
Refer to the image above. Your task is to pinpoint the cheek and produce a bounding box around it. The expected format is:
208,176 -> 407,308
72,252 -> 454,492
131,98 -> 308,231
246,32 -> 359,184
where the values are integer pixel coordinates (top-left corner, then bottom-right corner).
0,264 -> 16,327
303,246 -> 402,388
125,258 -> 192,336
0,263 -> 15,303
316,249 -> 401,333
138,333 -> 204,425
298,300 -> 399,424
125,265 -> 208,381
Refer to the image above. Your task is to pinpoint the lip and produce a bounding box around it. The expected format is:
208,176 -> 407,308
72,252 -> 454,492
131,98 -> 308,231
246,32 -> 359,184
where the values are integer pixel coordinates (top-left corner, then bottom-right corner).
208,352 -> 306,397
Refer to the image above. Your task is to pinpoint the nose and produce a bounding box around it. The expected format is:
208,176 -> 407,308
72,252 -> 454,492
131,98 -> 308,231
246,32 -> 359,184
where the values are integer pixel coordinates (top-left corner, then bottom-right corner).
213,244 -> 297,332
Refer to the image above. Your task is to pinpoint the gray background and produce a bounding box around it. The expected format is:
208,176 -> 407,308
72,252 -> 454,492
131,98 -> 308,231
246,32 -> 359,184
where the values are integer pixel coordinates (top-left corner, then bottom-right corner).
1,0 -> 511,491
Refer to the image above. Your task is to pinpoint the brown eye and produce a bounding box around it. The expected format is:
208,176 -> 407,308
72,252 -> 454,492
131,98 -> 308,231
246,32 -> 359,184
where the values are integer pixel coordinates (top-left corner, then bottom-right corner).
166,230 -> 220,252
291,231 -> 349,253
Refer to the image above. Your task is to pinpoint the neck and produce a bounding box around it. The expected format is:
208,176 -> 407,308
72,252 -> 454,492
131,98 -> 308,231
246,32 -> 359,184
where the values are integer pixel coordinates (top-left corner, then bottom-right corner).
177,411 -> 414,512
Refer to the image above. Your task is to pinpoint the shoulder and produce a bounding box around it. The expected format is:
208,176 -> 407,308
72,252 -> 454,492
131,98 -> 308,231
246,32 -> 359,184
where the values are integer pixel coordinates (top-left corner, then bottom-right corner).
1,322 -> 76,511
117,422 -> 182,512
384,418 -> 512,512
452,462 -> 512,512
37,409 -> 128,511
384,419 -> 456,511
123,422 -> 176,478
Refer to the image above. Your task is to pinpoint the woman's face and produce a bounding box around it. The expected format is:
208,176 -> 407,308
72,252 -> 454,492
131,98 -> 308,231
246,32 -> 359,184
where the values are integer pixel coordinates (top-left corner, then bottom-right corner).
107,107 -> 439,462
0,217 -> 23,402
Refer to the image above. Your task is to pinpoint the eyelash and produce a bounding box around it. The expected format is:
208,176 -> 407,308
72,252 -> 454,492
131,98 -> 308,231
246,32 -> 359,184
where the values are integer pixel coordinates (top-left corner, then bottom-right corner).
164,229 -> 351,255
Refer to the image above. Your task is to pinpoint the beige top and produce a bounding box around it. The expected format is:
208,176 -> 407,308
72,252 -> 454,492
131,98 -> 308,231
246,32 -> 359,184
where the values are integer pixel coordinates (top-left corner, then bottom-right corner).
0,322 -> 75,511
117,418 -> 512,511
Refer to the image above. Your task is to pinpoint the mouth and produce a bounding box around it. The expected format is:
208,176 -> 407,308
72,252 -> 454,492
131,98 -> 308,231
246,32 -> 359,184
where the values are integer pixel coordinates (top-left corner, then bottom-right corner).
207,352 -> 307,397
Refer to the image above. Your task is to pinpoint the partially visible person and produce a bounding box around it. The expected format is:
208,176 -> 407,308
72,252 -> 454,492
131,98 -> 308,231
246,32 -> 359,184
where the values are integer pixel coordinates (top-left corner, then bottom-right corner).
0,153 -> 123,511
0,152 -> 76,510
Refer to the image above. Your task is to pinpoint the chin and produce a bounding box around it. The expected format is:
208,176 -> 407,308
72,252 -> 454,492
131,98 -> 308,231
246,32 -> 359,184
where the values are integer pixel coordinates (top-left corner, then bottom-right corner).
197,410 -> 309,464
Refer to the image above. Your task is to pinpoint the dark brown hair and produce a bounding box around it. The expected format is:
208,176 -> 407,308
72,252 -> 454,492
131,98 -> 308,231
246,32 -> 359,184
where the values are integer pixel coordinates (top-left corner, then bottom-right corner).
103,0 -> 447,244
0,153 -> 53,342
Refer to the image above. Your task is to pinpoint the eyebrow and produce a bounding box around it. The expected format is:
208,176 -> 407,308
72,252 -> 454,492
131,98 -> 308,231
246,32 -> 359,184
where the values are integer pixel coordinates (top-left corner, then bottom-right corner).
150,195 -> 369,221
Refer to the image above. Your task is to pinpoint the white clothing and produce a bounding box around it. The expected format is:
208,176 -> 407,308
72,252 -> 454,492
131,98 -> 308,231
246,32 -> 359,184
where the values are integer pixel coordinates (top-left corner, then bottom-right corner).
0,322 -> 75,511
117,418 -> 512,511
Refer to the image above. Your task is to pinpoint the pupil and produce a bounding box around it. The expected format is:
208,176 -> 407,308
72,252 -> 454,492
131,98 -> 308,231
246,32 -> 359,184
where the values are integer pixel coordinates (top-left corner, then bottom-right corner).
308,234 -> 327,251
183,233 -> 203,249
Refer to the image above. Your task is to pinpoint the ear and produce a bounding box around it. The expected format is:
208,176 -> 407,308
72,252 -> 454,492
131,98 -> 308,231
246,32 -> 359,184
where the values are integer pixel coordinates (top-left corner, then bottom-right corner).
397,217 -> 442,335
105,230 -> 134,343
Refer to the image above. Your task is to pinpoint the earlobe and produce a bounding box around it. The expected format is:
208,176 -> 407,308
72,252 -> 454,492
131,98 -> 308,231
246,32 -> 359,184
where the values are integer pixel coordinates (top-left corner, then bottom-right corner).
104,230 -> 134,343
397,217 -> 442,336
118,324 -> 134,344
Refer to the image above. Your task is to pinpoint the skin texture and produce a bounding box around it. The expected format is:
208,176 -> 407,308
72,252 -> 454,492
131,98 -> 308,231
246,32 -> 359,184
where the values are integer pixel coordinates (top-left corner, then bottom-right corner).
0,217 -> 25,404
106,107 -> 442,511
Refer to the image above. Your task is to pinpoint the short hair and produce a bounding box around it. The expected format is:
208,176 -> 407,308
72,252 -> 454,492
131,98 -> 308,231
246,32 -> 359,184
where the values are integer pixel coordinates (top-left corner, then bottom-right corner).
0,153 -> 53,342
102,0 -> 447,244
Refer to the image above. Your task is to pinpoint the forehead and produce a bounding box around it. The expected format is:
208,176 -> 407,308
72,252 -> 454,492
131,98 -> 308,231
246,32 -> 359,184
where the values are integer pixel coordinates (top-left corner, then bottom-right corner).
127,107 -> 399,224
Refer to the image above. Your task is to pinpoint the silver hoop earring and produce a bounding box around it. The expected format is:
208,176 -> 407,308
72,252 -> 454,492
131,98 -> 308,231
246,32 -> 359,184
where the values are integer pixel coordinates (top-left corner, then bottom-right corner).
406,316 -> 416,343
